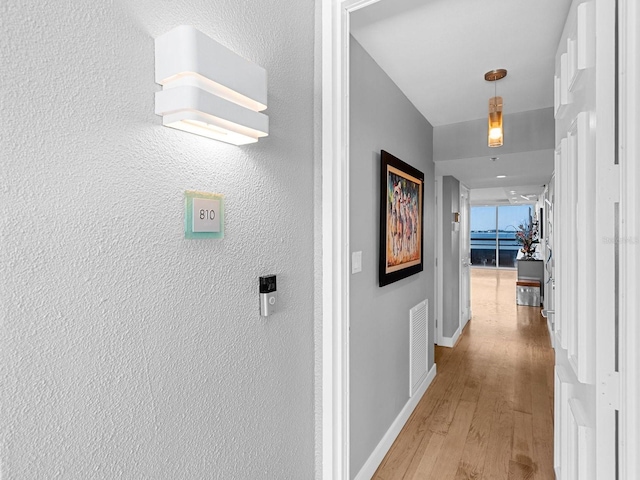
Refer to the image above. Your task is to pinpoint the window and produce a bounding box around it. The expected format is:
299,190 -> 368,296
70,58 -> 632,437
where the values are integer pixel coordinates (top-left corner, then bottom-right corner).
471,205 -> 533,268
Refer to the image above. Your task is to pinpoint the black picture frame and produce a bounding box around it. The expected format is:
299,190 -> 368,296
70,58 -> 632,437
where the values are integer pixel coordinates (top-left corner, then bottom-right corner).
379,150 -> 425,287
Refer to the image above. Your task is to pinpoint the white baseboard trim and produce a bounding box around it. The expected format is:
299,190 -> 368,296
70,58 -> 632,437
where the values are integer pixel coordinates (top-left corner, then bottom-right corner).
438,325 -> 461,348
354,364 -> 437,480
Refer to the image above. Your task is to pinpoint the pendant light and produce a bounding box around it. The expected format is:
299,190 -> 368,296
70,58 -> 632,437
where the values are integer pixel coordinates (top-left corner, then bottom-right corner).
485,69 -> 507,147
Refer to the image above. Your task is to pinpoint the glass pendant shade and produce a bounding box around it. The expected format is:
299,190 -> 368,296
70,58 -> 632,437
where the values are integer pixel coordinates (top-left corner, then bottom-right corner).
488,96 -> 503,147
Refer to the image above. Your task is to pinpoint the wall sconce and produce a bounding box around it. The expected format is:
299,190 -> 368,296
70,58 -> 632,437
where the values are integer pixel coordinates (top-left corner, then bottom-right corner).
154,25 -> 268,146
485,69 -> 507,148
452,212 -> 460,231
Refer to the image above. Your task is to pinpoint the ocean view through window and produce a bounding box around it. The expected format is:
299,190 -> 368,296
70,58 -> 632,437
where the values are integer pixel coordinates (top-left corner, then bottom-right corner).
471,205 -> 533,268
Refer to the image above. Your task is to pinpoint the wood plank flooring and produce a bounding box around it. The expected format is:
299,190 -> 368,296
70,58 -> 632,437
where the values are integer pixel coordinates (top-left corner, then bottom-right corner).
372,268 -> 555,480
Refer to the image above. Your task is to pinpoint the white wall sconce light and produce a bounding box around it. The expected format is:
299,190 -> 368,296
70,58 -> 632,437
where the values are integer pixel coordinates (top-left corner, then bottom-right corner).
154,25 -> 268,146
484,69 -> 507,148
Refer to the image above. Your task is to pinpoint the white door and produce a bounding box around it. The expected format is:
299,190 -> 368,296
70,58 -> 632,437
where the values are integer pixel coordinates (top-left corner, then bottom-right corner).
459,185 -> 471,327
553,1 -> 618,478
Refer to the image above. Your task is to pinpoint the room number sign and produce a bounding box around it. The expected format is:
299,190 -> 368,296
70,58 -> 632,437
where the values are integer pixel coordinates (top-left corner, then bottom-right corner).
184,191 -> 224,239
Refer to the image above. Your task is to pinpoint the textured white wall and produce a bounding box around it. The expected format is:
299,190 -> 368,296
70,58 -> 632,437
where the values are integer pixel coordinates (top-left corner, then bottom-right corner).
0,1 -> 316,478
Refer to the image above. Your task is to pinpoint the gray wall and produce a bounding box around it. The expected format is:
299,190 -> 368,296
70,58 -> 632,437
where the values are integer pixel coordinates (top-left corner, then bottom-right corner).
349,37 -> 436,478
434,107 -> 556,160
1,1 -> 316,478
441,176 -> 461,338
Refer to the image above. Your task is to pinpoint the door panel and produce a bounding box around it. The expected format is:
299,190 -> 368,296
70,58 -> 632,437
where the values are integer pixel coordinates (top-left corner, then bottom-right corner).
553,1 -> 618,478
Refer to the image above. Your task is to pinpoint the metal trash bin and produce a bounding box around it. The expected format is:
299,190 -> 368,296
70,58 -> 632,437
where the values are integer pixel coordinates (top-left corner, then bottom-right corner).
516,280 -> 541,307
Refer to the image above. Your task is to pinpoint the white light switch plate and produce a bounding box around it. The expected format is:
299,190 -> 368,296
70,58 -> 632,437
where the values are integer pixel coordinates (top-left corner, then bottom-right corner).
352,251 -> 362,274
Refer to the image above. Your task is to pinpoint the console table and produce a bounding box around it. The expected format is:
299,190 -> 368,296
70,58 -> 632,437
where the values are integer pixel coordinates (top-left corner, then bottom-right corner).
517,259 -> 544,303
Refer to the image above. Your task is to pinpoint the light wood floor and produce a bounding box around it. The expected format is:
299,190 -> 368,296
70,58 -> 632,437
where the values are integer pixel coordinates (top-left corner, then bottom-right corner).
372,268 -> 555,480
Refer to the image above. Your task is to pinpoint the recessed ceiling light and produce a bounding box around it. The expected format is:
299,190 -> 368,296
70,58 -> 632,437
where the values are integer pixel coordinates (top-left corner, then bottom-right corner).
496,175 -> 506,178
510,190 -> 516,194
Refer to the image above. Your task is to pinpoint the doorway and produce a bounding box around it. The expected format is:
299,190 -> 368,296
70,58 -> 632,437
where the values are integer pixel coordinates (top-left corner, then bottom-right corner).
321,0 -> 639,478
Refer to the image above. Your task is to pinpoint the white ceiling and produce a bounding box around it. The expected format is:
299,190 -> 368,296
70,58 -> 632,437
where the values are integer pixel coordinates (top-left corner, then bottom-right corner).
351,0 -> 572,126
470,185 -> 544,206
350,0 -> 571,203
434,149 -> 552,203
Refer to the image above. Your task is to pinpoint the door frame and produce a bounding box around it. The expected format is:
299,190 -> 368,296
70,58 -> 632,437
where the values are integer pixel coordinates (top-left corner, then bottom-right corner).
321,1 -> 382,478
459,184 -> 471,328
435,176 -> 444,345
619,0 -> 640,476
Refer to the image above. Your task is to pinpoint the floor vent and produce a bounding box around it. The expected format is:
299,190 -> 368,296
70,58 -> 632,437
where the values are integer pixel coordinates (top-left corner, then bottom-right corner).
410,299 -> 428,397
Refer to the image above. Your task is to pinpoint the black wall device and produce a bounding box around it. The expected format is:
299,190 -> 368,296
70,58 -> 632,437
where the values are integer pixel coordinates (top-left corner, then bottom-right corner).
259,275 -> 277,316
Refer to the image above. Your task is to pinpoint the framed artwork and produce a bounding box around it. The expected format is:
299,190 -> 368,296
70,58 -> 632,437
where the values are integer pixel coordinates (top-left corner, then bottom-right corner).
379,150 -> 424,287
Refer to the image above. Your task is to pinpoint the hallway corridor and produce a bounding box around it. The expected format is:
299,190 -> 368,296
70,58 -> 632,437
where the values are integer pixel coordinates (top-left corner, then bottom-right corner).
373,268 -> 555,479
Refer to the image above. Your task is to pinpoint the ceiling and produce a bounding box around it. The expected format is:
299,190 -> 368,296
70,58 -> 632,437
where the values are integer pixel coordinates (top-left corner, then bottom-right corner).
351,0 -> 572,203
435,150 -> 554,204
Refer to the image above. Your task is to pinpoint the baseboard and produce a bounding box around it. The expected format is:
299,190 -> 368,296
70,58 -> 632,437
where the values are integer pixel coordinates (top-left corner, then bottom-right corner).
438,325 -> 461,348
354,364 -> 437,480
